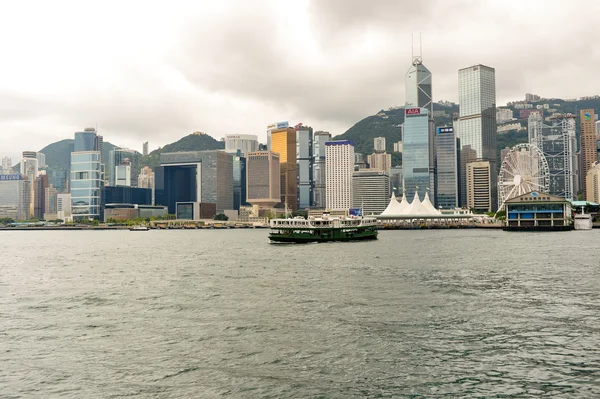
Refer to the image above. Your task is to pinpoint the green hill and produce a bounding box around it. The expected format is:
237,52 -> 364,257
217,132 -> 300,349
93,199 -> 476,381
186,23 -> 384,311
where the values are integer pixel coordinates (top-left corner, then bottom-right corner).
141,133 -> 225,169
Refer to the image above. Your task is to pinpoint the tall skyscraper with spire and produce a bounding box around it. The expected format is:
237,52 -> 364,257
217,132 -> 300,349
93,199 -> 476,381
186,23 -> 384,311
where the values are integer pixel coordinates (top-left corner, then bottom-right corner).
403,39 -> 436,204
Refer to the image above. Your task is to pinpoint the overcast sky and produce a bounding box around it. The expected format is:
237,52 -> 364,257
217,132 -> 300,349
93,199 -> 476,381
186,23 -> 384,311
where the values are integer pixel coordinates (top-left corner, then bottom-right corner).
1,0 -> 599,161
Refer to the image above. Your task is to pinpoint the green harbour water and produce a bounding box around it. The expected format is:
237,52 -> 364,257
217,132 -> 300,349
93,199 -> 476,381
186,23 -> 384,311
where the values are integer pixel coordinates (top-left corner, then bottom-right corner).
1,229 -> 599,398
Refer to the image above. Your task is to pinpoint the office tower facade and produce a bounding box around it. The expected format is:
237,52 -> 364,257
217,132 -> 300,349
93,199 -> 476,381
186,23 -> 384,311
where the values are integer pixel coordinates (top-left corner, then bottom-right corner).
1,157 -> 12,174
325,140 -> 354,210
271,126 -> 297,211
108,148 -> 141,187
390,166 -> 403,196
0,175 -> 31,220
36,152 -> 47,168
34,174 -> 49,219
352,170 -> 390,215
70,151 -> 104,220
296,125 -> 313,209
138,166 -> 155,205
403,107 -> 434,201
20,152 -> 39,217
44,184 -> 58,219
246,151 -> 280,207
405,53 -> 436,205
71,128 -> 104,220
458,64 -> 497,209
102,186 -> 152,205
266,121 -> 289,151
580,109 -> 596,200
586,162 -> 600,203
57,193 -> 72,221
436,126 -> 459,209
225,134 -> 259,156
528,113 -> 577,200
367,152 -> 391,174
155,151 -> 233,214
233,155 -> 247,211
143,142 -> 149,156
466,161 -> 492,212
354,153 -> 368,169
312,131 -> 331,208
374,137 -> 386,153
51,169 -> 68,193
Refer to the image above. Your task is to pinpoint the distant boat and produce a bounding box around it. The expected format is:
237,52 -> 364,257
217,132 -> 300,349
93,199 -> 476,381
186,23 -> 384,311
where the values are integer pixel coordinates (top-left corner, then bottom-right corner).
129,225 -> 150,231
574,207 -> 593,230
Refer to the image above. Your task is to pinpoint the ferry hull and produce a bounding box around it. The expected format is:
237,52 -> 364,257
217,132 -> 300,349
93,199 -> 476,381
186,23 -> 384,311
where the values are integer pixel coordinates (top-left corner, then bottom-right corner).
269,230 -> 378,243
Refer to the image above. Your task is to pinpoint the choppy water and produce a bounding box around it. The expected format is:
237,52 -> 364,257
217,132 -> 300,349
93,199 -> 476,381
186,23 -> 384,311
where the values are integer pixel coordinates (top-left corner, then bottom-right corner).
1,229 -> 599,398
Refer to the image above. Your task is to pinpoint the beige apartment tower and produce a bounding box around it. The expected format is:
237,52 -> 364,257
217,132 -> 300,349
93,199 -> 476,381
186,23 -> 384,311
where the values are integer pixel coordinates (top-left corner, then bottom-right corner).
466,161 -> 492,212
580,109 -> 596,200
586,162 -> 600,204
270,127 -> 297,211
246,151 -> 281,208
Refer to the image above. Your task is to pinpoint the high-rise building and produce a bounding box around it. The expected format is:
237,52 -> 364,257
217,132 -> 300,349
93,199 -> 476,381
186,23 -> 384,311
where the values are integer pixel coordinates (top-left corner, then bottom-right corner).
57,193 -> 72,221
466,161 -> 492,212
246,151 -> 280,208
586,162 -> 600,204
108,148 -> 141,187
138,166 -> 155,205
34,174 -> 49,219
271,126 -> 297,211
352,170 -> 390,216
143,142 -> 149,156
71,151 -> 104,220
155,151 -> 233,214
225,134 -> 259,156
393,141 -> 403,153
266,121 -> 289,151
0,175 -> 31,220
367,152 -> 392,174
36,152 -> 47,168
44,184 -> 58,219
312,131 -> 331,209
374,137 -> 386,153
354,153 -> 368,170
296,124 -> 313,209
51,169 -> 69,194
528,113 -> 577,200
389,166 -> 403,197
458,64 -> 497,209
71,128 -> 104,220
405,52 -> 436,205
325,140 -> 354,210
580,109 -> 596,200
1,157 -> 12,174
20,152 -> 39,217
436,126 -> 459,209
403,107 -> 435,201
232,155 -> 247,211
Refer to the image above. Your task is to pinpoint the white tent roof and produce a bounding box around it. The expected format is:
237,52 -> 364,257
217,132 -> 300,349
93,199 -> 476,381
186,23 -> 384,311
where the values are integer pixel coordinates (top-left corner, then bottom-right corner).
404,192 -> 427,215
380,192 -> 405,216
398,193 -> 409,213
421,192 -> 442,215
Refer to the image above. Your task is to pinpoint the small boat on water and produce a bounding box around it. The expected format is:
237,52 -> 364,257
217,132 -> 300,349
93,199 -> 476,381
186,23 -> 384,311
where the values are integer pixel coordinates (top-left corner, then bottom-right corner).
574,207 -> 593,230
269,212 -> 378,243
129,225 -> 150,231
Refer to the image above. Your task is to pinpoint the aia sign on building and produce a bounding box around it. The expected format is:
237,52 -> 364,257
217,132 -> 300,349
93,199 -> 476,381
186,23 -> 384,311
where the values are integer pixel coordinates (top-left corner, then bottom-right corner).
405,108 -> 421,116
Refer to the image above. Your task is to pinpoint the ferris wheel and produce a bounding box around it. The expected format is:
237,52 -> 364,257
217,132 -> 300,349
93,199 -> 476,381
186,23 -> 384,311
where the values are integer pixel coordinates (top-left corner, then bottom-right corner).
498,143 -> 550,209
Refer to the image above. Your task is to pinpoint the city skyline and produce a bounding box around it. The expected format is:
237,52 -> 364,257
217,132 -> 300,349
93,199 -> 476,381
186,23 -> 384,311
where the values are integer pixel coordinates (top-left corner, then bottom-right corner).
0,0 -> 599,158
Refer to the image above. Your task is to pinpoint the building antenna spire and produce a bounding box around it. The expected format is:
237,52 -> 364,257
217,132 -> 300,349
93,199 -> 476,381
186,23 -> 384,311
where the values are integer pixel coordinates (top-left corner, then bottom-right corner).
411,33 -> 414,60
419,32 -> 422,59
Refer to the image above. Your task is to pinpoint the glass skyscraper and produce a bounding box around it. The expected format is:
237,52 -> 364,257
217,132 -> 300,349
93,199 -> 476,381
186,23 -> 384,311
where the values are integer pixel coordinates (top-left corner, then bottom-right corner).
232,155 -> 247,211
108,148 -> 141,187
70,152 -> 104,220
436,126 -> 459,209
457,64 -> 497,208
71,128 -> 104,220
296,125 -> 313,209
312,131 -> 331,209
403,107 -> 432,200
405,56 -> 435,203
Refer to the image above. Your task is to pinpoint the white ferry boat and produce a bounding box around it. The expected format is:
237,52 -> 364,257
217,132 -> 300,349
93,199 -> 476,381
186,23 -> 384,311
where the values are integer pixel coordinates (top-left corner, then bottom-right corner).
574,207 -> 593,230
269,212 -> 378,243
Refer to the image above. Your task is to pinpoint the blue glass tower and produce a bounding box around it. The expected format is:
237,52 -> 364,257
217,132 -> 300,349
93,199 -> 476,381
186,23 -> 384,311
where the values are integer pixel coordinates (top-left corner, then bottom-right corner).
403,107 -> 432,200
